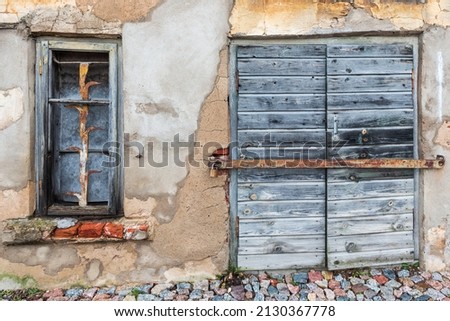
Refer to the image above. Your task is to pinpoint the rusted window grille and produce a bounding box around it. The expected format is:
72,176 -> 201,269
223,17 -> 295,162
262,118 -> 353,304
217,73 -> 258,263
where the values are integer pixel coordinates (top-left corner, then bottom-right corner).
35,39 -> 121,216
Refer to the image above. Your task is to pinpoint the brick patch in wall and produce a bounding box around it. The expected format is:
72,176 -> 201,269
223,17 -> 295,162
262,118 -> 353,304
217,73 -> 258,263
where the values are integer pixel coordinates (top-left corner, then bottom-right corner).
1,218 -> 154,245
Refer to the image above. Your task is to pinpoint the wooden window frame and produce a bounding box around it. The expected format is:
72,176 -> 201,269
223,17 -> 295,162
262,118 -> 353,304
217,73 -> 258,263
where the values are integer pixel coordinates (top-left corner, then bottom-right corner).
35,38 -> 123,216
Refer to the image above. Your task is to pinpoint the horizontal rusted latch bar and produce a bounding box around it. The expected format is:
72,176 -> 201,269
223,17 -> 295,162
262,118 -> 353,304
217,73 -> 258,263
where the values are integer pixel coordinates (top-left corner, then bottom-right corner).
209,155 -> 445,171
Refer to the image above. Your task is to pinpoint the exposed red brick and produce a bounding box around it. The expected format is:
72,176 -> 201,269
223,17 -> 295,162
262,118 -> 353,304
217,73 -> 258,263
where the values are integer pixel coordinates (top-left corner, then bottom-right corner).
78,222 -> 105,238
308,271 -> 323,282
103,223 -> 124,239
373,274 -> 388,285
212,148 -> 229,156
124,224 -> 149,240
52,223 -> 81,238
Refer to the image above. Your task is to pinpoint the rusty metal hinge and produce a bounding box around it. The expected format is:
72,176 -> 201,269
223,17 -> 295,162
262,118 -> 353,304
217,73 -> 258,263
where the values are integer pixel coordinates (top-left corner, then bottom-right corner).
209,155 -> 445,173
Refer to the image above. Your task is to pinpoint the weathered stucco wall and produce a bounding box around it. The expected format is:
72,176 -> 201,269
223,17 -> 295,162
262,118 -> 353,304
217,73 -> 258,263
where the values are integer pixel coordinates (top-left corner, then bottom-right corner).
121,0 -> 232,283
1,0 -> 450,289
228,0 -> 450,272
230,0 -> 450,35
0,0 -> 233,289
0,30 -> 34,220
420,28 -> 450,271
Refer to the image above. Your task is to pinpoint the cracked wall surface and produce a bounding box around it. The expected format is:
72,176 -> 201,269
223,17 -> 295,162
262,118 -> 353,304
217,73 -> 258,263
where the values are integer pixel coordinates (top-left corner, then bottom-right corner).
0,0 -> 233,289
230,0 -> 450,35
0,30 -> 34,223
1,0 -> 162,27
420,27 -> 450,271
2,0 -> 450,289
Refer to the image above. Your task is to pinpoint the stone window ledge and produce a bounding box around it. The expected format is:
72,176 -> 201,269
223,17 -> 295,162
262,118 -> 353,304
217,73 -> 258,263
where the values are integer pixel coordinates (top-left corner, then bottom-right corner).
1,218 -> 154,245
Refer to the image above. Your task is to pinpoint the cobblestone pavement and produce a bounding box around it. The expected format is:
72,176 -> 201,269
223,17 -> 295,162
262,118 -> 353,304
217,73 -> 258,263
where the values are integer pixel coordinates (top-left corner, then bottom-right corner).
2,268 -> 450,301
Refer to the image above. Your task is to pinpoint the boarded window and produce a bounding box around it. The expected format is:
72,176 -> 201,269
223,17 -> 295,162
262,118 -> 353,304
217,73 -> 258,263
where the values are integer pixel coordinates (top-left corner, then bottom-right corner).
35,40 -> 121,216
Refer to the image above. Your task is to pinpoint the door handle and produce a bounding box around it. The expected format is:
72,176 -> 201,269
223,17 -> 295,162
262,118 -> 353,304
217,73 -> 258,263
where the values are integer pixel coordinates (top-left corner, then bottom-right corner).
333,114 -> 339,138
333,114 -> 338,135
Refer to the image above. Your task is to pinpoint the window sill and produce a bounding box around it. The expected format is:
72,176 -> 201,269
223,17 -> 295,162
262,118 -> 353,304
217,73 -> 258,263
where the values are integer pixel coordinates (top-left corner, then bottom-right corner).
1,217 -> 153,245
47,204 -> 110,216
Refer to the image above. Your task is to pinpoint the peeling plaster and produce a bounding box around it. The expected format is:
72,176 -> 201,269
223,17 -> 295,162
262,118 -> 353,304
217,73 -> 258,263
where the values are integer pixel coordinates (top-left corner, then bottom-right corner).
2,0 -> 162,25
77,242 -> 138,286
135,100 -> 179,118
75,0 -> 161,22
164,258 -> 219,283
122,0 -> 233,198
85,259 -> 103,281
124,196 -> 157,218
434,120 -> 450,148
1,245 -> 80,276
0,87 -> 24,131
20,5 -> 122,35
424,225 -> 447,271
229,0 -> 450,35
0,182 -> 34,220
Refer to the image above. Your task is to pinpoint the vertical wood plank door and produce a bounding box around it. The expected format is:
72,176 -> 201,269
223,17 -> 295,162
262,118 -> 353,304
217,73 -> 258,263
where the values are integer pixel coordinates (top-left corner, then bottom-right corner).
326,44 -> 416,269
231,41 -> 418,271
235,45 -> 328,270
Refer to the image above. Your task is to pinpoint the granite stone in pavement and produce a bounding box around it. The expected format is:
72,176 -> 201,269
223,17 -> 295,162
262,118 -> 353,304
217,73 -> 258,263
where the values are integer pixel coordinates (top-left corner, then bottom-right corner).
5,268 -> 450,302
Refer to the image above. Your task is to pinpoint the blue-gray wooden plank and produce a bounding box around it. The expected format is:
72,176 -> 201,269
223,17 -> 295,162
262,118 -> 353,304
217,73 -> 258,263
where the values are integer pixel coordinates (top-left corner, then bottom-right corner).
239,146 -> 326,160
238,58 -> 326,75
327,75 -> 412,93
326,127 -> 413,146
237,44 -> 326,58
238,182 -> 325,201
327,57 -> 413,75
328,248 -> 414,270
239,217 -> 325,237
239,129 -> 325,147
326,43 -> 416,270
238,111 -> 326,129
238,200 -> 325,218
238,252 -> 325,270
235,43 -> 327,270
240,76 -> 326,94
327,44 -> 413,58
238,94 -> 325,111
327,92 -> 413,110
239,235 -> 325,255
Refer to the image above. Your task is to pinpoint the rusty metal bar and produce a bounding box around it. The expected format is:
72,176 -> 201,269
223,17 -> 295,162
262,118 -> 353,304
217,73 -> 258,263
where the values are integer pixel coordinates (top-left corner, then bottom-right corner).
210,156 -> 445,170
65,63 -> 101,207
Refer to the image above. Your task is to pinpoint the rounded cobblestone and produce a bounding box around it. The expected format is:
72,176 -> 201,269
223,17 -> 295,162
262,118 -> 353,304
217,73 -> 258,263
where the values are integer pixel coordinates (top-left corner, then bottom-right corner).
2,267 -> 450,301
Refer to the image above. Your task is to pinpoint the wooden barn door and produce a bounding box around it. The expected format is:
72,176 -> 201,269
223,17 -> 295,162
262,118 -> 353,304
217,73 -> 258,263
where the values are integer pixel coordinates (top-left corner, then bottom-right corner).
231,41 -> 417,271
326,44 -> 416,269
234,44 -> 328,269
